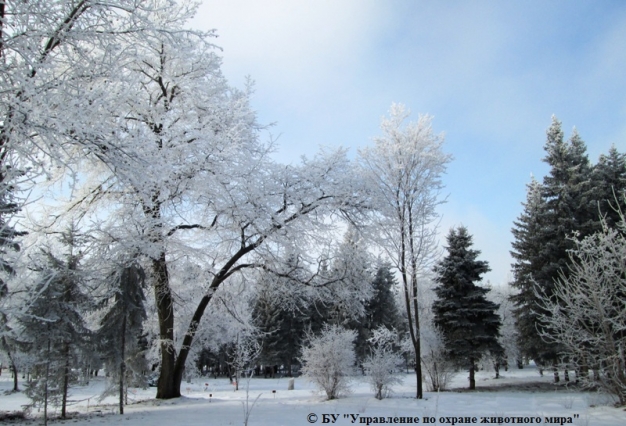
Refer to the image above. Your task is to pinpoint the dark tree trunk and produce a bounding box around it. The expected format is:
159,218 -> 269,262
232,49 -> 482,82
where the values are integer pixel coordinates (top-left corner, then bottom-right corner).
2,337 -> 19,391
44,340 -> 50,426
399,215 -> 423,399
553,364 -> 560,383
61,343 -> 70,418
164,243 -> 259,398
12,362 -> 17,392
153,254 -> 180,399
469,358 -> 476,390
120,315 -> 126,414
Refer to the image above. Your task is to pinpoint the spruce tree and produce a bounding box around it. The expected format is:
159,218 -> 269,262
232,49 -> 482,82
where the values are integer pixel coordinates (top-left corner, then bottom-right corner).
510,117 -> 594,378
98,261 -> 148,414
591,145 -> 626,230
252,284 -> 310,377
432,226 -> 502,390
352,263 -> 401,363
0,163 -> 26,392
20,227 -> 91,419
510,178 -> 548,363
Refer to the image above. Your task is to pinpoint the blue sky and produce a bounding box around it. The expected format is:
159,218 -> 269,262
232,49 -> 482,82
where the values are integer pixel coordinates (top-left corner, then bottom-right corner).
189,1 -> 626,285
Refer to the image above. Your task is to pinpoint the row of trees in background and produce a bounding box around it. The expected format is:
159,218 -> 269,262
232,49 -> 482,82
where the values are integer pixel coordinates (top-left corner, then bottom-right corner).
297,224 -> 505,400
510,116 -> 626,403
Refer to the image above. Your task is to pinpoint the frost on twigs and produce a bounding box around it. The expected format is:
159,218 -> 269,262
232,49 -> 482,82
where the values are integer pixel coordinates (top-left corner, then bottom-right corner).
362,327 -> 403,400
300,325 -> 356,400
535,215 -> 626,406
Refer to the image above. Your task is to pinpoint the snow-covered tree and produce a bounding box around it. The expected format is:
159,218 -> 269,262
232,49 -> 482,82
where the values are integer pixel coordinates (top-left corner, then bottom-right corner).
227,332 -> 261,391
359,103 -> 451,399
19,226 -> 92,419
326,226 -> 374,326
419,322 -> 455,392
0,1 -> 216,402
535,217 -> 626,405
5,0 -> 369,401
591,146 -> 626,231
75,26 -> 368,398
362,327 -> 403,400
0,183 -> 23,392
301,325 -> 356,400
98,260 -> 148,414
432,226 -> 502,390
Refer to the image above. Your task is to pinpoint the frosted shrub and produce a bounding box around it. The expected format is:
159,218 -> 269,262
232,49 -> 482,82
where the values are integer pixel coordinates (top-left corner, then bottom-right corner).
363,327 -> 403,399
420,325 -> 455,392
300,325 -> 356,400
536,219 -> 626,406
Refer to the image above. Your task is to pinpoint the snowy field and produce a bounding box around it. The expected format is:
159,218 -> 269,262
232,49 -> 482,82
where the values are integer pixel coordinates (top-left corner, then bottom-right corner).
0,365 -> 623,425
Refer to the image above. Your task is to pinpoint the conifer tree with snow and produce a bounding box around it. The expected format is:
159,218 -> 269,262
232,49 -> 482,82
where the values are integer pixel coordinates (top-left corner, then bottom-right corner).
432,226 -> 502,390
98,260 -> 148,414
326,226 -> 373,326
0,146 -> 26,393
19,227 -> 92,419
510,117 -> 595,378
591,145 -> 626,230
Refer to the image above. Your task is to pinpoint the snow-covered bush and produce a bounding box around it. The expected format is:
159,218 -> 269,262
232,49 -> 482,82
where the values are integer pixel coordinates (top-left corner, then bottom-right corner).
420,322 -> 455,392
300,325 -> 356,400
362,327 -> 402,399
536,218 -> 626,405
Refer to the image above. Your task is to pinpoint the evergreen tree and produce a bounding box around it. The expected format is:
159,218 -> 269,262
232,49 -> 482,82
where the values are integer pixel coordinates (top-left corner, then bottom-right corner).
326,226 -> 373,326
252,280 -> 311,377
432,226 -> 502,390
591,145 -> 626,230
19,227 -> 91,419
352,263 -> 401,363
510,117 -> 594,377
98,260 -> 148,414
510,178 -> 549,364
0,159 -> 26,393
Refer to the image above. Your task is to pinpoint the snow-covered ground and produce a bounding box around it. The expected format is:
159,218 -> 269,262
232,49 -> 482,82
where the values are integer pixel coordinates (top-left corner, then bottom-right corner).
0,365 -> 623,425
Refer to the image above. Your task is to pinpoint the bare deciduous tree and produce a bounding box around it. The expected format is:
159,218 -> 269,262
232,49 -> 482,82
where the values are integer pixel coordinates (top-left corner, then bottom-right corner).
359,103 -> 451,398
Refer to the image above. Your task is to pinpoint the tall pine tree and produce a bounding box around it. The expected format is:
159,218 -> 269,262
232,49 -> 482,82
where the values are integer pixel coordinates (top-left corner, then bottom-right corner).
510,178 -> 548,364
432,226 -> 501,390
510,117 -> 595,379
